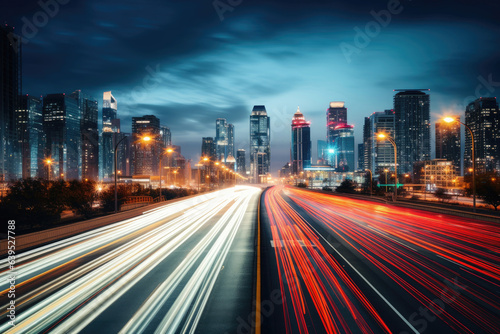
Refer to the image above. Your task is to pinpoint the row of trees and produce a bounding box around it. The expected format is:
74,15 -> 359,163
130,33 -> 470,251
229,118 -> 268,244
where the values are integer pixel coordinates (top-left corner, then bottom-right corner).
0,178 -> 198,231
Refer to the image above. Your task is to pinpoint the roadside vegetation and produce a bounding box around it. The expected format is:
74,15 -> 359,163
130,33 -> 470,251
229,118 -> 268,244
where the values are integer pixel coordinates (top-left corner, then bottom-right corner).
0,178 -> 198,233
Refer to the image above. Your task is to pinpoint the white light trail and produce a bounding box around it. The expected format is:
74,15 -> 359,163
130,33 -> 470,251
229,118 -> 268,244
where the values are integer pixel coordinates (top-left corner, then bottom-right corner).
0,186 -> 260,334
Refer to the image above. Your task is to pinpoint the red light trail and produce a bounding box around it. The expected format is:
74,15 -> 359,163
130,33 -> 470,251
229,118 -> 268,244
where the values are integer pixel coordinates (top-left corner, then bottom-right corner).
263,186 -> 500,333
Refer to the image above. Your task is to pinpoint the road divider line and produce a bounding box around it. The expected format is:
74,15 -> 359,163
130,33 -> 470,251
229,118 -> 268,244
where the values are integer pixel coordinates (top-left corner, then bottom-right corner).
255,190 -> 262,334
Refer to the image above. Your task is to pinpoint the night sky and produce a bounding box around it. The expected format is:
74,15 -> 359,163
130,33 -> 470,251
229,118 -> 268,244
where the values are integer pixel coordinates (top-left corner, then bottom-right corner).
2,0 -> 500,173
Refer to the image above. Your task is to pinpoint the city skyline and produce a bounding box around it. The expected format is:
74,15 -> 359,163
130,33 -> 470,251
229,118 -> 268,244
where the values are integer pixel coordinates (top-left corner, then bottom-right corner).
2,0 -> 500,173
2,3 -> 500,333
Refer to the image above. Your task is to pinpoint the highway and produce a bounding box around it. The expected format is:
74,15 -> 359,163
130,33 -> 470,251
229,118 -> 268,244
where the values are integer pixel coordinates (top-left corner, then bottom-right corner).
260,186 -> 500,334
0,186 -> 260,334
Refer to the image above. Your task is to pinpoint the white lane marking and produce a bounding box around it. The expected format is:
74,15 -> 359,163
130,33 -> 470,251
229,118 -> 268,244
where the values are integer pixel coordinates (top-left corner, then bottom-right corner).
270,240 -> 315,248
437,255 -> 466,269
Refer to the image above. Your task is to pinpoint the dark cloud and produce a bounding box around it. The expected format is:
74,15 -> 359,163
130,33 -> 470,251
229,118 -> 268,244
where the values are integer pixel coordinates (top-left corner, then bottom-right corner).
2,0 -> 500,171
131,102 -> 249,130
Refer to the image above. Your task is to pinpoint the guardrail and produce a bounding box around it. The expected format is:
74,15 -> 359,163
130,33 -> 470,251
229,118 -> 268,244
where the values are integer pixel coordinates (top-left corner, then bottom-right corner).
123,196 -> 153,204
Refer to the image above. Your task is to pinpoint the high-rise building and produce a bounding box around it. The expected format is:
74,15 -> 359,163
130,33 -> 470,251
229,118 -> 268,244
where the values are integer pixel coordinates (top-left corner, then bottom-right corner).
237,149 -> 246,175
215,119 -> 235,162
227,123 -> 235,159
160,126 -> 171,147
317,140 -> 328,164
1,25 -> 22,181
250,105 -> 270,183
357,143 -> 364,171
43,93 -> 81,180
201,137 -> 216,160
465,97 -> 500,173
435,116 -> 461,175
331,124 -> 355,172
17,95 -> 44,178
362,116 -> 371,173
326,101 -> 354,170
71,90 -> 99,181
364,110 -> 395,177
291,107 -> 311,174
100,91 -> 118,180
215,118 -> 228,161
132,115 -> 161,176
394,89 -> 431,174
102,91 -> 117,129
327,102 -> 347,144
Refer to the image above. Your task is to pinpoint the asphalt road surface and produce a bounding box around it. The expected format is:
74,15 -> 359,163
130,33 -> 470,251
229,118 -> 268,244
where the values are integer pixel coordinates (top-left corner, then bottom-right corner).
260,186 -> 500,334
0,186 -> 260,334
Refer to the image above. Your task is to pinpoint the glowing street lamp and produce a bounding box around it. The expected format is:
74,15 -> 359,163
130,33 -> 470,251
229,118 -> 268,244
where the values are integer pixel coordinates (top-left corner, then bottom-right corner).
159,147 -> 175,199
443,116 -> 476,212
377,133 -> 398,200
44,158 -> 53,181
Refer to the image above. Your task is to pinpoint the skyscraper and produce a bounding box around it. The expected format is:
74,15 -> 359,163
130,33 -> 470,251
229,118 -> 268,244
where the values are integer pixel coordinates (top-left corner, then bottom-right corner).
102,91 -> 117,128
317,140 -> 328,164
393,89 -> 431,174
201,137 -> 216,160
250,105 -> 270,183
160,126 -> 172,147
43,93 -> 81,180
132,115 -> 161,176
435,116 -> 461,174
215,119 -> 235,162
326,101 -> 354,170
100,91 -> 118,180
364,110 -> 395,177
237,149 -> 246,175
227,123 -> 235,159
1,25 -> 22,181
357,143 -> 364,171
465,97 -> 500,173
71,90 -> 99,181
326,102 -> 347,144
291,107 -> 311,174
215,118 -> 228,161
331,125 -> 355,172
17,95 -> 44,178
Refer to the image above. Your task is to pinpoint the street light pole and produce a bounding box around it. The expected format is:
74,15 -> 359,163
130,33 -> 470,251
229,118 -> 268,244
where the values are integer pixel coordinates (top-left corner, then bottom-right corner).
377,133 -> 398,201
114,135 -> 128,213
384,169 -> 388,192
365,169 -> 372,196
159,148 -> 174,201
464,124 -> 476,212
443,117 -> 476,212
